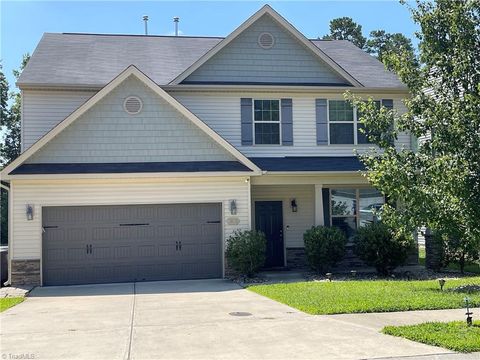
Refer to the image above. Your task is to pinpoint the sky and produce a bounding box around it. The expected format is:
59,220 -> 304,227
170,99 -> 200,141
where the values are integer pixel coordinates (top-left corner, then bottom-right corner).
1,0 -> 418,91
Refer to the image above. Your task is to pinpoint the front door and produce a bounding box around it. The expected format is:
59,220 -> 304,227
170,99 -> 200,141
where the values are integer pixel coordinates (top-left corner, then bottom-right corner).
255,201 -> 284,268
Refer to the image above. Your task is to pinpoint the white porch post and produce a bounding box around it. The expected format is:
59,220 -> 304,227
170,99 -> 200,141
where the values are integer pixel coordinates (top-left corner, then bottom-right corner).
314,184 -> 324,226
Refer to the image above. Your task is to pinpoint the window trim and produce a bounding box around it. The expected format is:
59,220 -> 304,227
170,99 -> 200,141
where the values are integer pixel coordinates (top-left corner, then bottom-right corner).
328,187 -> 385,228
252,98 -> 282,146
327,99 -> 380,146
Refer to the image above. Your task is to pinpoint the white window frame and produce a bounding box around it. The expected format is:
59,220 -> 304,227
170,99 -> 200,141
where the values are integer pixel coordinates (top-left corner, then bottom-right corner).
327,100 -> 357,145
327,100 -> 380,145
252,99 -> 282,146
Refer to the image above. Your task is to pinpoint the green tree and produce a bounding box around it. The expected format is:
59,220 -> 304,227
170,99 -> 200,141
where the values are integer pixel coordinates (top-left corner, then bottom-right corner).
366,30 -> 417,71
322,17 -> 367,49
346,0 -> 480,273
1,53 -> 30,167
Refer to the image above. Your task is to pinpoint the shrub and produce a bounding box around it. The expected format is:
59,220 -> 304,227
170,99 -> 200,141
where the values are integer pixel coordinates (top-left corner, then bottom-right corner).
225,230 -> 266,277
304,226 -> 347,273
354,222 -> 415,275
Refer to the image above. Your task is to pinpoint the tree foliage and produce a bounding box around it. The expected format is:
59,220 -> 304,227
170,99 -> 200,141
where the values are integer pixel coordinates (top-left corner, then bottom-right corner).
346,0 -> 480,271
366,30 -> 418,71
322,16 -> 417,74
322,17 -> 367,49
1,53 -> 30,167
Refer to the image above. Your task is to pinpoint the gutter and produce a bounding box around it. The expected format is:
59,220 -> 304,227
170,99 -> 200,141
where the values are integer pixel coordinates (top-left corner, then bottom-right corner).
18,83 -> 410,95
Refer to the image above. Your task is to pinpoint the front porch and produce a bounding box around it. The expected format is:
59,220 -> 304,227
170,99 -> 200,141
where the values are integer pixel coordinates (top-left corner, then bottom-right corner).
250,173 -> 388,270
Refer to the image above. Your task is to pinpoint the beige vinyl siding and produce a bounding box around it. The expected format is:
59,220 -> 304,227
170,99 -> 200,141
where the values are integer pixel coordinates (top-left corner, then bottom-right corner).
22,89 -> 96,151
27,76 -> 234,164
11,177 -> 250,260
172,91 -> 410,157
251,185 -> 314,248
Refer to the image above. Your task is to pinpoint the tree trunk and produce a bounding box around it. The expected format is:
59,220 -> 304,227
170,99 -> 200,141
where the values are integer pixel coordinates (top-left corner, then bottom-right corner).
425,229 -> 443,271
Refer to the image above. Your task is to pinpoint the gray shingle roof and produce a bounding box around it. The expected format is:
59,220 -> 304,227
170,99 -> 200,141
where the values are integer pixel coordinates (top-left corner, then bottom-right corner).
10,161 -> 251,175
18,33 -> 405,89
250,156 -> 365,172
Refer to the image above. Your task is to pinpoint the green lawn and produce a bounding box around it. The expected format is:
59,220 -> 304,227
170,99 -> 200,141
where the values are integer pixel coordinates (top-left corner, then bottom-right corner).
0,297 -> 24,312
383,321 -> 480,353
248,277 -> 480,315
418,247 -> 480,274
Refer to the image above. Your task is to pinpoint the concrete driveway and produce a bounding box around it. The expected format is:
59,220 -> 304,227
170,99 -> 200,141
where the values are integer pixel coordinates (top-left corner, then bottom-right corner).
0,279 -> 474,360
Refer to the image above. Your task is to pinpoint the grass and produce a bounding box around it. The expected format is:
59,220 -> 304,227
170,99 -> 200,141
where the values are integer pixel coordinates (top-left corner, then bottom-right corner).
0,297 -> 24,312
418,247 -> 480,274
383,321 -> 480,353
248,277 -> 480,315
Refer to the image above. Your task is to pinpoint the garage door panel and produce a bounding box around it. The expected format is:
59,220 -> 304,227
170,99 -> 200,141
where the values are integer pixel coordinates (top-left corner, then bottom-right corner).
42,203 -> 222,285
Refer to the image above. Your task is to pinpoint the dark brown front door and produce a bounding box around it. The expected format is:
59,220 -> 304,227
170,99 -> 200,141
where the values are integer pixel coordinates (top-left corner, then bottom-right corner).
255,201 -> 284,267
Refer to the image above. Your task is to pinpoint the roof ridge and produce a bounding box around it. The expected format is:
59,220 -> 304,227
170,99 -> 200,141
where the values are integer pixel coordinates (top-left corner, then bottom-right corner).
59,32 -> 225,39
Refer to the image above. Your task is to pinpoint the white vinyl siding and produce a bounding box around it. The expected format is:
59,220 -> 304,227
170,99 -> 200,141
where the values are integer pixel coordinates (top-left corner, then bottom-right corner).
172,91 -> 411,157
10,177 -> 250,260
251,185 -> 314,248
20,88 -> 410,159
22,89 -> 96,151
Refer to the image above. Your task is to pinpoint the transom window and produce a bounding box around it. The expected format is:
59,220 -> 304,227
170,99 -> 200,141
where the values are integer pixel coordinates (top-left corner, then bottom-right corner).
330,188 -> 385,238
328,100 -> 379,145
254,99 -> 281,145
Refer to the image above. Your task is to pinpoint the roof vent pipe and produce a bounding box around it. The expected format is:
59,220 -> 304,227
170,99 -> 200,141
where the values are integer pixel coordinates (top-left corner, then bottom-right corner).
143,15 -> 149,35
173,16 -> 179,36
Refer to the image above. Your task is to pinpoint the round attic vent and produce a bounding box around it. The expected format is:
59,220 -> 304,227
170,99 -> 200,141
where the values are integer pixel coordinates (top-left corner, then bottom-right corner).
258,32 -> 275,49
123,96 -> 143,115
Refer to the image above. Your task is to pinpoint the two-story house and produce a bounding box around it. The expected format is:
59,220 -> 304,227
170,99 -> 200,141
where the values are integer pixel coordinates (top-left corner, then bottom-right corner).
1,5 -> 410,286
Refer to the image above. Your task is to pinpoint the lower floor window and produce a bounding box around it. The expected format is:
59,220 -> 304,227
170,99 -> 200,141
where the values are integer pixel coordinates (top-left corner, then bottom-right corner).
330,188 -> 384,238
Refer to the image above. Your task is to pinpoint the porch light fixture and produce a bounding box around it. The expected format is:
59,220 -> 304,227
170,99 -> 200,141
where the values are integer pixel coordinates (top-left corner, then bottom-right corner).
230,200 -> 237,215
290,199 -> 298,213
26,204 -> 34,221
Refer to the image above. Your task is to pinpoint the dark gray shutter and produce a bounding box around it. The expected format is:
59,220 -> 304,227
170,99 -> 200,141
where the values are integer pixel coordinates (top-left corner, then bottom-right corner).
322,188 -> 330,226
316,99 -> 328,145
281,98 -> 293,146
382,99 -> 394,146
241,98 -> 253,146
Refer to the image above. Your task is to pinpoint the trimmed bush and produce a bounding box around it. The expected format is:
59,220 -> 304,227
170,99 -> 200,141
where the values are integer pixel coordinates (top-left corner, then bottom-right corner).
304,226 -> 347,273
225,230 -> 266,277
354,222 -> 414,275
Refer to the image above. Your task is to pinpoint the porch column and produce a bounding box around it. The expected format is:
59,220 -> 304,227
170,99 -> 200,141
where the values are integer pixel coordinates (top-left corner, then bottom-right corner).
314,184 -> 324,226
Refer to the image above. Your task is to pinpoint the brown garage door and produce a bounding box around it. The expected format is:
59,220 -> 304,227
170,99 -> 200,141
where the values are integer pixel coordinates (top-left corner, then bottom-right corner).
42,203 -> 222,286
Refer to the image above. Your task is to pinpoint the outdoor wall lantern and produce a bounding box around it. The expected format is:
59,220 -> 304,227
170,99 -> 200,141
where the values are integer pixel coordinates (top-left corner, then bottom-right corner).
230,200 -> 237,215
290,199 -> 298,213
26,204 -> 34,221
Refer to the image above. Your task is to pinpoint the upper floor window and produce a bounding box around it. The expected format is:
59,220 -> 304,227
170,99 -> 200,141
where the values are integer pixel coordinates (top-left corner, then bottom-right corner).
254,99 -> 281,145
328,100 -> 379,145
